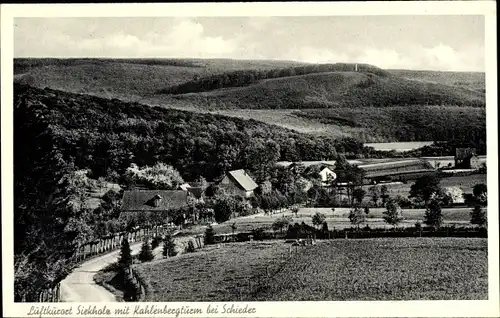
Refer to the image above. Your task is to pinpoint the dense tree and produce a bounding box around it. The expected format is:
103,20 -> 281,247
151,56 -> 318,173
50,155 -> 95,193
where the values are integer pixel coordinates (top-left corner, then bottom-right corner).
383,199 -> 403,227
353,188 -> 366,206
138,239 -> 155,262
472,183 -> 487,205
311,212 -> 327,229
409,174 -> 442,205
119,238 -> 133,268
424,200 -> 443,229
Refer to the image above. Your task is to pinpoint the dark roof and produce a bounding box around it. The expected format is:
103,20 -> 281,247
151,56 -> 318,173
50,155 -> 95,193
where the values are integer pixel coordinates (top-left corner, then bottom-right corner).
358,159 -> 435,178
455,148 -> 477,160
227,169 -> 258,191
187,187 -> 204,199
122,190 -> 188,212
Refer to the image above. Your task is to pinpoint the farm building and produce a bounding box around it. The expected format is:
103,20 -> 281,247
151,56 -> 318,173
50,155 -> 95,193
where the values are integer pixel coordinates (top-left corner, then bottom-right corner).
218,169 -> 258,198
455,148 -> 480,169
121,190 -> 190,213
421,155 -> 486,170
421,156 -> 455,169
356,159 -> 436,184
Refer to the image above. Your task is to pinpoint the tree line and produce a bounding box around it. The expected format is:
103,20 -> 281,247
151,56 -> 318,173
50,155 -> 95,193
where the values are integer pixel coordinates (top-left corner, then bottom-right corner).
158,63 -> 389,95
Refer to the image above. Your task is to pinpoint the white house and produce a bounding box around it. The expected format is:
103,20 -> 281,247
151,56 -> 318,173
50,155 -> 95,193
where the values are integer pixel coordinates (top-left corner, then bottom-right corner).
319,167 -> 337,186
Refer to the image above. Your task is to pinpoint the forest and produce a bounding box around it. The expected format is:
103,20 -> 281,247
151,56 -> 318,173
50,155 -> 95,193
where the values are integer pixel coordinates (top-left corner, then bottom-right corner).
295,106 -> 486,147
158,63 -> 390,95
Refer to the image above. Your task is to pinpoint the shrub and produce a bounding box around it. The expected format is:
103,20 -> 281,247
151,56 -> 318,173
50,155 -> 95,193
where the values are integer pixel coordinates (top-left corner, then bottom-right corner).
185,240 -> 196,253
251,228 -> 266,241
151,236 -> 162,250
311,212 -> 327,229
204,225 -> 215,245
348,206 -> 365,229
272,216 -> 291,233
321,221 -> 329,232
138,239 -> 154,262
162,234 -> 177,258
470,205 -> 487,226
118,238 -> 132,268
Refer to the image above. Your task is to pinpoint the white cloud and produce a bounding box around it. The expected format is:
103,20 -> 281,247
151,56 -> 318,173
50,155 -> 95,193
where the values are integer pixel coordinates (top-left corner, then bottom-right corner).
278,44 -> 484,72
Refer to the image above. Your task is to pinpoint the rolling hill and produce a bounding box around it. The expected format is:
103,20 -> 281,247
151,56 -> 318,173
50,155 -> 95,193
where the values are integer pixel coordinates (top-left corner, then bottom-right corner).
170,71 -> 485,109
13,58 -> 486,142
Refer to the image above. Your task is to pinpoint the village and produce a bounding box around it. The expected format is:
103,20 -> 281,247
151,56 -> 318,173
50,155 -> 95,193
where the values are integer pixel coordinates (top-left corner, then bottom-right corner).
118,146 -> 487,232
51,144 -> 486,303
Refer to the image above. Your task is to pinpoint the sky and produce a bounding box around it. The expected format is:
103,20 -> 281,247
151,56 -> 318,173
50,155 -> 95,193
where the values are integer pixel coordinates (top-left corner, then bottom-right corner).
14,16 -> 485,71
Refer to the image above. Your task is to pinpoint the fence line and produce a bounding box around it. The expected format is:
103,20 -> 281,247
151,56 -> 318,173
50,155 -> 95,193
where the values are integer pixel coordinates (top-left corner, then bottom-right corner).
32,224 -> 172,303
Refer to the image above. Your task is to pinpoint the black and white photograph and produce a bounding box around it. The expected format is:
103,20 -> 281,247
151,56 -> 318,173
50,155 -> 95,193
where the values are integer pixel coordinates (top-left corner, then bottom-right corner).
2,2 -> 498,318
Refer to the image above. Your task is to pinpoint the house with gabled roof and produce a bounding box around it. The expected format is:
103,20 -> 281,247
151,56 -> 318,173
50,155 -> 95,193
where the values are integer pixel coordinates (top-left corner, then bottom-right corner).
218,169 -> 258,198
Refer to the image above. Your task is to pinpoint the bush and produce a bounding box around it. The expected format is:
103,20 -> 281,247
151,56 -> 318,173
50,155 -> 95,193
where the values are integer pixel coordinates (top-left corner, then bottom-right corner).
251,228 -> 266,241
470,205 -> 487,226
185,240 -> 196,253
151,236 -> 162,250
272,216 -> 292,233
138,239 -> 154,262
311,212 -> 327,228
204,225 -> 215,245
162,234 -> 177,258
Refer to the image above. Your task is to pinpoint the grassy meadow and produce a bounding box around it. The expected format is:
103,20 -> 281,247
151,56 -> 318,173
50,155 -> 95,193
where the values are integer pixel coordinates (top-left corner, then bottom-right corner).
135,238 -> 487,301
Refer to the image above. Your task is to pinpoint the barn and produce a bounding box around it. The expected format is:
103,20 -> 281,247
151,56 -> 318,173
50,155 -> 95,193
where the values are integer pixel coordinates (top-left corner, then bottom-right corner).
357,159 -> 437,184
218,169 -> 258,198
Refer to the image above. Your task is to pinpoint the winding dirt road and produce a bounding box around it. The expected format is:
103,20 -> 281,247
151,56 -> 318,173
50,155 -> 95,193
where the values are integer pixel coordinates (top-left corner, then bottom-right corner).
59,243 -> 142,302
59,234 -> 198,302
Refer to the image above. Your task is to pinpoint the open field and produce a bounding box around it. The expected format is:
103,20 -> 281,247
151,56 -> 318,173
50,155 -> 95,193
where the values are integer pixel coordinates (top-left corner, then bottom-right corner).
365,141 -> 434,151
179,205 -> 483,237
135,238 -> 487,301
364,174 -> 487,198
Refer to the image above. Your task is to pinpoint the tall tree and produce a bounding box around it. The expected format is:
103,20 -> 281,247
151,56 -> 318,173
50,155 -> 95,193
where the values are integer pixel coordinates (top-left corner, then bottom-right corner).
424,200 -> 443,229
383,199 -> 403,227
138,239 -> 155,262
348,206 -> 366,229
409,174 -> 442,205
119,238 -> 133,268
